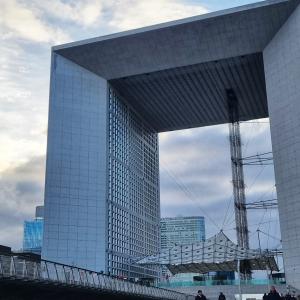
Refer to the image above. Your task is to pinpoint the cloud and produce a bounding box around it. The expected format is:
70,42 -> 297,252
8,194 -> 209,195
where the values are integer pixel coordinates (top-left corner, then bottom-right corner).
0,0 -> 70,44
31,0 -> 104,28
0,156 -> 45,250
0,38 -> 48,172
1,0 -> 207,43
108,0 -> 208,31
160,124 -> 233,209
0,0 -> 280,256
159,120 -> 279,249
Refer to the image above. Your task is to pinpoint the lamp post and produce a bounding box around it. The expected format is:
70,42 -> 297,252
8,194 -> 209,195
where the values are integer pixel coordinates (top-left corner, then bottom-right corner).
237,259 -> 242,300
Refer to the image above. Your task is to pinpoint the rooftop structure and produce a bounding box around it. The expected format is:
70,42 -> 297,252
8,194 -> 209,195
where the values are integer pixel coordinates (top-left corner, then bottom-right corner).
23,206 -> 44,255
138,231 -> 279,274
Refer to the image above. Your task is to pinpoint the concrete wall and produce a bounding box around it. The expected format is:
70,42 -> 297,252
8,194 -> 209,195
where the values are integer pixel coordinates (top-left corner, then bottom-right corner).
264,4 -> 300,289
42,54 -> 108,271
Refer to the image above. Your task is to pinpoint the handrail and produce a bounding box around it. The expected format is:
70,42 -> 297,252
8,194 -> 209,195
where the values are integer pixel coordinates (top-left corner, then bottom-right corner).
0,254 -> 193,300
158,279 -> 286,288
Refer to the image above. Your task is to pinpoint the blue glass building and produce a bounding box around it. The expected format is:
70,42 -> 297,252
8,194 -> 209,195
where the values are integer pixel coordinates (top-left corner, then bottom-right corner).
23,206 -> 44,254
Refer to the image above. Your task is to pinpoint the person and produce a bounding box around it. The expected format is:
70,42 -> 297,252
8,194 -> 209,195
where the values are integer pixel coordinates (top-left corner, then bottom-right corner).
268,286 -> 281,300
195,290 -> 207,300
263,293 -> 268,300
219,292 -> 226,300
165,274 -> 170,282
286,293 -> 292,300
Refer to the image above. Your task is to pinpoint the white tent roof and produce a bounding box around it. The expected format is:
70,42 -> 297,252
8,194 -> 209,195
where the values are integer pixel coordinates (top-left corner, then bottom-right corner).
137,231 -> 278,274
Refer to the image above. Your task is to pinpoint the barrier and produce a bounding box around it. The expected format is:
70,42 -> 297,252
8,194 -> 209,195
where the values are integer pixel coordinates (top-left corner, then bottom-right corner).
0,254 -> 193,300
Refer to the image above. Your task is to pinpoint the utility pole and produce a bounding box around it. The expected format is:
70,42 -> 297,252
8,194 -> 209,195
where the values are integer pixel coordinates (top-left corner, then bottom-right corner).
227,89 -> 251,280
257,229 -> 262,254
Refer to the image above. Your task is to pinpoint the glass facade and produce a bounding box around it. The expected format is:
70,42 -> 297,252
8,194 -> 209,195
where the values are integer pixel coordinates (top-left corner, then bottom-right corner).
159,217 -> 234,283
160,216 -> 205,282
44,54 -> 160,278
107,87 -> 160,279
43,54 -> 108,271
23,219 -> 43,254
160,216 -> 205,250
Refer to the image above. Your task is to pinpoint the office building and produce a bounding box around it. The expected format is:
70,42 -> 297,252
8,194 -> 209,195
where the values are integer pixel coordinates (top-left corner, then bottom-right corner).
43,0 -> 300,289
160,216 -> 205,282
161,216 -> 205,250
23,206 -> 44,254
160,217 -> 234,283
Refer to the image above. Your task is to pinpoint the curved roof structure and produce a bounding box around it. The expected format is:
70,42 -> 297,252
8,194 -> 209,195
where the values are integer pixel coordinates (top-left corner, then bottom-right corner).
137,232 -> 278,274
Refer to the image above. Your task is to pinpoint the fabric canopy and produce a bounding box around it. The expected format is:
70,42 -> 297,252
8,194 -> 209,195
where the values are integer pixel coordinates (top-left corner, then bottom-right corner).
137,231 -> 278,274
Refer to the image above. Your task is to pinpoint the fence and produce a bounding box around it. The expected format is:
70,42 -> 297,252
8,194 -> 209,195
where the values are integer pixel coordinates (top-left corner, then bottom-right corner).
158,279 -> 286,288
0,254 -> 193,300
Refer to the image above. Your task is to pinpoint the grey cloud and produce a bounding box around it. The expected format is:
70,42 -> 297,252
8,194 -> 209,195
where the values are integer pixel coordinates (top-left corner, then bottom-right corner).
159,120 -> 279,250
0,155 -> 45,250
16,181 -> 42,195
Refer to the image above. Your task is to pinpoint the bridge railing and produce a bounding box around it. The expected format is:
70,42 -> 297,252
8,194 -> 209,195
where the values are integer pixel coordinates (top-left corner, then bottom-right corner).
0,254 -> 193,300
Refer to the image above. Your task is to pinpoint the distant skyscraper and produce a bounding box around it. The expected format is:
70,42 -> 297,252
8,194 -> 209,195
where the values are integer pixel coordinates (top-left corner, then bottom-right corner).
160,216 -> 205,282
23,206 -> 44,254
159,216 -> 234,283
160,216 -> 205,250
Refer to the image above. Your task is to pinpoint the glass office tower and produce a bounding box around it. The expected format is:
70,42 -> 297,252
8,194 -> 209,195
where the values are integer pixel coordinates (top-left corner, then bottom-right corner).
107,89 -> 160,278
160,216 -> 205,250
23,206 -> 44,254
160,216 -> 205,282
43,53 -> 160,280
160,216 -> 234,283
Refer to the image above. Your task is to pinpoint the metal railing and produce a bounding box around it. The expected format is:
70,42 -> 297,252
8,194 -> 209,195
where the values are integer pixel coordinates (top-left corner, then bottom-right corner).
0,254 -> 193,300
158,279 -> 286,288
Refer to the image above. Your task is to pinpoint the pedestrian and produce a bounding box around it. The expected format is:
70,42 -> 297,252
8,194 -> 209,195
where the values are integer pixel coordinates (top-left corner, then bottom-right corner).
263,293 -> 268,300
268,286 -> 281,300
166,274 -> 170,285
219,292 -> 226,300
286,293 -> 292,300
195,290 -> 207,300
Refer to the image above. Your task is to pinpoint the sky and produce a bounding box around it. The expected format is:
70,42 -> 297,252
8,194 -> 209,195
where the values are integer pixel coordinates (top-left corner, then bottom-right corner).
0,0 -> 281,261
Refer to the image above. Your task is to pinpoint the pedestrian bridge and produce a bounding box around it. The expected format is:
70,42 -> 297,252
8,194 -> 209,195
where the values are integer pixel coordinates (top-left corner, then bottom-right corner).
0,253 -> 193,300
